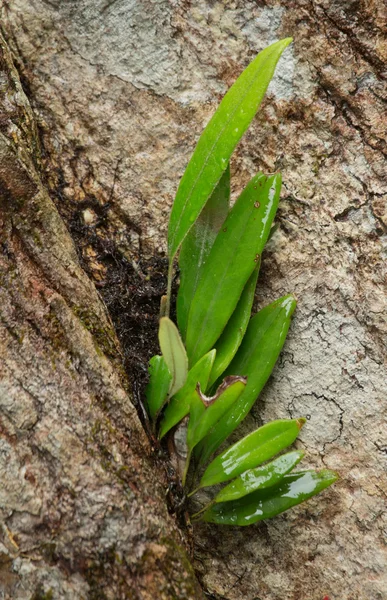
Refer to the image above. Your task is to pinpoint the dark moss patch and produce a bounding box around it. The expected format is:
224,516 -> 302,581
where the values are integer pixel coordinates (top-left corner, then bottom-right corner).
137,537 -> 202,600
81,547 -> 137,600
30,588 -> 53,600
55,185 -> 178,414
72,304 -> 118,363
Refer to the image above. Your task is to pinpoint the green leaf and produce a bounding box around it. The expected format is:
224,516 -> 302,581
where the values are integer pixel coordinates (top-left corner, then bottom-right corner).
201,470 -> 339,525
195,294 -> 297,466
187,376 -> 247,452
214,449 -> 304,503
158,317 -> 188,397
207,264 -> 260,389
198,418 -> 305,489
168,38 -> 293,258
186,172 -> 281,366
145,355 -> 172,421
158,350 -> 216,439
177,165 -> 230,341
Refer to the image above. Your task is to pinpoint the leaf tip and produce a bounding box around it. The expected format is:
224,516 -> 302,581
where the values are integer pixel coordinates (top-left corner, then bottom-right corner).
297,417 -> 307,429
281,293 -> 297,317
279,37 -> 293,50
324,469 -> 340,483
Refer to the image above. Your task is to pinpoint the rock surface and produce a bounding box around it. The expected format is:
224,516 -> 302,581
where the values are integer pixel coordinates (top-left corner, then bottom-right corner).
0,26 -> 202,600
2,1 -> 386,599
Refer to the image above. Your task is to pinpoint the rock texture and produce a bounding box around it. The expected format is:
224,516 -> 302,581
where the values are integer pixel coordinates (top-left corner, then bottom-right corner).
0,26 -> 202,600
1,1 -> 387,599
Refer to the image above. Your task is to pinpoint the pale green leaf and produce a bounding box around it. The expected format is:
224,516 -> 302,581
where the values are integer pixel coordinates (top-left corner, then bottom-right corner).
145,355 -> 172,421
158,317 -> 188,397
168,38 -> 293,258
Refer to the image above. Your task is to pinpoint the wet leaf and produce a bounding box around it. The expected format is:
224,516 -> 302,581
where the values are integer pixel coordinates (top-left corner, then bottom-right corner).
186,173 -> 282,366
158,350 -> 216,439
198,418 -> 305,489
214,449 -> 304,503
202,470 -> 339,525
168,38 -> 293,258
177,165 -> 230,341
195,294 -> 297,466
158,317 -> 188,397
145,355 -> 172,421
207,264 -> 259,389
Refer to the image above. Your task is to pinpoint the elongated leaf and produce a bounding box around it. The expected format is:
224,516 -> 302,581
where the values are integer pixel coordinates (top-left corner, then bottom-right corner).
195,294 -> 297,466
183,376 -> 246,486
159,350 -> 216,439
168,38 -> 293,258
186,173 -> 281,366
177,165 -> 230,341
214,449 -> 304,503
158,317 -> 188,397
198,418 -> 305,489
202,470 -> 339,525
145,355 -> 172,421
187,376 -> 247,452
207,264 -> 259,389
186,385 -> 207,450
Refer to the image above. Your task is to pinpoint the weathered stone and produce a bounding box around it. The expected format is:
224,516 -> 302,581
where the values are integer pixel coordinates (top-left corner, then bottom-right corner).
0,24 -> 202,600
1,1 -> 386,599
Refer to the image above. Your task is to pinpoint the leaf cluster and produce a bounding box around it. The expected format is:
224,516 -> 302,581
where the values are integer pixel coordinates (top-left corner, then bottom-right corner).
145,39 -> 337,525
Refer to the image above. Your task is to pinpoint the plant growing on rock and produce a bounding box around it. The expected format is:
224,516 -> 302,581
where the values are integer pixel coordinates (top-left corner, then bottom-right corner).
145,38 -> 337,525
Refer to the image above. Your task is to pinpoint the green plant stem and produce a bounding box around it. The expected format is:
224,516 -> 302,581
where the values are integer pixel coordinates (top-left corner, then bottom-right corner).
190,501 -> 215,520
187,486 -> 201,498
165,260 -> 174,318
182,450 -> 192,487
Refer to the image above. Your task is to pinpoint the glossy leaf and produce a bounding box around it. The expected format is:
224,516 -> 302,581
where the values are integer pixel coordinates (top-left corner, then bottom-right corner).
195,294 -> 297,466
207,264 -> 260,389
214,449 -> 304,503
198,418 -> 305,489
202,470 -> 339,525
168,38 -> 293,258
187,376 -> 247,452
177,165 -> 230,341
158,317 -> 188,397
158,350 -> 216,439
145,355 -> 172,421
186,173 -> 282,366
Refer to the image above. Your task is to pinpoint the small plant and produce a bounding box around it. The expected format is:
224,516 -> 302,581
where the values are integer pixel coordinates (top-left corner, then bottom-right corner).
145,38 -> 337,525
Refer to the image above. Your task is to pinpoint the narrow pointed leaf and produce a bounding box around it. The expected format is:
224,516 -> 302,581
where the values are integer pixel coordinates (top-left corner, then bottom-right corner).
145,355 -> 172,421
207,264 -> 260,389
159,350 -> 216,439
186,385 -> 207,451
186,173 -> 281,366
214,449 -> 304,503
168,37 -> 293,258
195,294 -> 297,466
177,165 -> 230,340
199,418 -> 305,489
202,470 -> 339,525
187,376 -> 247,452
158,317 -> 188,397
